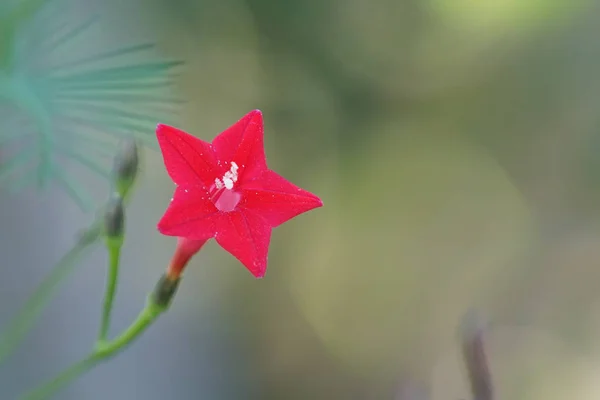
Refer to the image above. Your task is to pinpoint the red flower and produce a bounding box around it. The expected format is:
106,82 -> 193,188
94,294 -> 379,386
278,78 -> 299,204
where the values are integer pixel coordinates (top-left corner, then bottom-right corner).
156,110 -> 323,278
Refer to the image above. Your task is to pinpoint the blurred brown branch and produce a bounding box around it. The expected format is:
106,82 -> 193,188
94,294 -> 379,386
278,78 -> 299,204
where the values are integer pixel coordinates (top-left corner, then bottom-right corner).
460,311 -> 494,400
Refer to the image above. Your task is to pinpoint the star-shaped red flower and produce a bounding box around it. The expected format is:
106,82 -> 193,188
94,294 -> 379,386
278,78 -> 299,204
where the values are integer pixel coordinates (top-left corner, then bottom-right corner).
156,110 -> 323,278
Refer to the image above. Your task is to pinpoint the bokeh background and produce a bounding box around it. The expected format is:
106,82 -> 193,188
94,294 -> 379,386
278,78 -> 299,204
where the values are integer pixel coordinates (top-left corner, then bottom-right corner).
2,0 -> 600,398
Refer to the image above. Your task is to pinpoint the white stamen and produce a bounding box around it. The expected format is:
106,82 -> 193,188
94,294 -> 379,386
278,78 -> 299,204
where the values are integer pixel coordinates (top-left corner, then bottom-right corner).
214,162 -> 239,191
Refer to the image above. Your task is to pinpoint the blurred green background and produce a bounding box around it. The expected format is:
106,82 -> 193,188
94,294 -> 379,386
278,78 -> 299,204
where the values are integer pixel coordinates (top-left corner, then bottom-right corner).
3,0 -> 600,399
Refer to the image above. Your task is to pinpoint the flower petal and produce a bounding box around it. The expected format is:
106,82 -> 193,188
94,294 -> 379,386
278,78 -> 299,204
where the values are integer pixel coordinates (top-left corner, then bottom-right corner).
156,124 -> 218,187
215,210 -> 272,278
157,186 -> 219,239
239,170 -> 323,227
211,110 -> 267,181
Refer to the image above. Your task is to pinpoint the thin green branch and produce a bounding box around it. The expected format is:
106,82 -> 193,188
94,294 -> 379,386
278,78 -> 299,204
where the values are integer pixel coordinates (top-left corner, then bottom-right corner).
20,355 -> 99,400
97,237 -> 123,342
58,103 -> 167,127
56,115 -> 158,147
0,222 -> 102,364
48,61 -> 183,80
0,132 -> 141,362
45,16 -> 98,53
0,159 -> 137,364
52,91 -> 184,105
52,79 -> 176,92
46,43 -> 155,73
21,297 -> 169,400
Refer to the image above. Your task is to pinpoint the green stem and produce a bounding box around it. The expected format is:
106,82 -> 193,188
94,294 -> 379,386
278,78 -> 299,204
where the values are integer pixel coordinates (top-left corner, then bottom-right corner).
20,298 -> 167,400
96,299 -> 165,357
97,237 -> 123,342
0,222 -> 102,364
20,355 -> 99,400
0,187 -> 135,364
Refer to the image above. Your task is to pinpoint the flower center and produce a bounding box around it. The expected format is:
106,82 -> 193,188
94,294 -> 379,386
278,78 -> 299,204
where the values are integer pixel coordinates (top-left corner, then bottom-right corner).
213,189 -> 241,212
210,162 -> 241,212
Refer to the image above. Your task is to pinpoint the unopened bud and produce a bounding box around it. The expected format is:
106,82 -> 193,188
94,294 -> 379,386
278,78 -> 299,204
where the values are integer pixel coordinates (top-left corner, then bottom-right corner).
104,195 -> 125,238
112,139 -> 139,198
152,273 -> 181,308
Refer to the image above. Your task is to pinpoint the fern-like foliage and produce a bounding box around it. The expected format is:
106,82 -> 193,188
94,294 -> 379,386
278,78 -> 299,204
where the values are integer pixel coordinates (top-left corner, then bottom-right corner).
0,0 -> 183,210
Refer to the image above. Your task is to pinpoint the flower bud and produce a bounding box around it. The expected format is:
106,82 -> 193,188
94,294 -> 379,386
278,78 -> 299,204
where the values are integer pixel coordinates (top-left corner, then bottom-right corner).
112,139 -> 139,198
152,273 -> 181,308
104,195 -> 125,239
